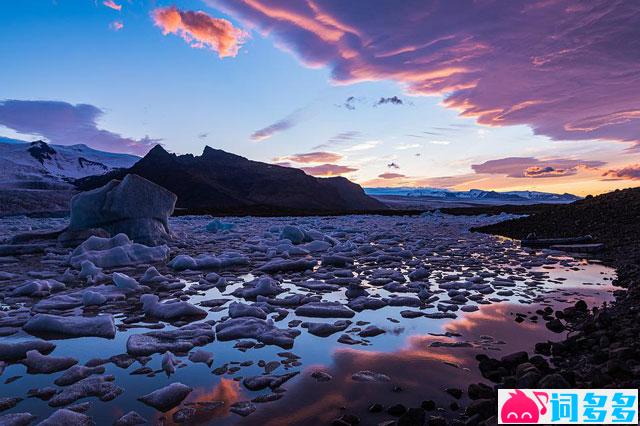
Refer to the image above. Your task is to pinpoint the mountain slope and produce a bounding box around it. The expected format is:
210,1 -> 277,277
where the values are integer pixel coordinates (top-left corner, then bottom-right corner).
0,139 -> 139,190
76,145 -> 387,215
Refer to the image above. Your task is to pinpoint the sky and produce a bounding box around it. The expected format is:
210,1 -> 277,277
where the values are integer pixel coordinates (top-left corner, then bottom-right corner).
1,0 -> 639,196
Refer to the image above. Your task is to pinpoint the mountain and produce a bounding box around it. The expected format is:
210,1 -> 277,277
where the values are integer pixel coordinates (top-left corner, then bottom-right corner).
76,145 -> 387,215
0,139 -> 139,190
365,186 -> 580,204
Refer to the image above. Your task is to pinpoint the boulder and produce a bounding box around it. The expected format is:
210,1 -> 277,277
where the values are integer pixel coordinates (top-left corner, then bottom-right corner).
61,174 -> 176,246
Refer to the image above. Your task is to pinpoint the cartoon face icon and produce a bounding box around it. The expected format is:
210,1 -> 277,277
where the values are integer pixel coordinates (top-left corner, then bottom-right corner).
501,390 -> 548,423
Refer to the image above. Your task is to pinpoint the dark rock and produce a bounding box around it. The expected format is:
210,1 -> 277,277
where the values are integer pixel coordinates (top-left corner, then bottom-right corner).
387,404 -> 407,416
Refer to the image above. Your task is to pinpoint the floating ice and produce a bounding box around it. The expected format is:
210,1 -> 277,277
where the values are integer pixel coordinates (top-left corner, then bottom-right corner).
140,294 -> 206,320
69,234 -> 169,269
23,314 -> 116,339
138,382 -> 192,412
10,279 -> 65,297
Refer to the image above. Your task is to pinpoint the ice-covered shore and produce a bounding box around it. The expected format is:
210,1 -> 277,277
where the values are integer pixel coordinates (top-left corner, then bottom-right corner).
0,212 -> 615,425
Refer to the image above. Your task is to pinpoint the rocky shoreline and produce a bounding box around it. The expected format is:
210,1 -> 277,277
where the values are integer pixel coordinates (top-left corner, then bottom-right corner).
458,187 -> 640,426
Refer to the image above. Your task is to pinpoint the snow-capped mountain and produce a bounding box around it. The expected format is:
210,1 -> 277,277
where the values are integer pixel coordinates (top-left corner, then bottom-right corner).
365,187 -> 580,204
0,139 -> 139,189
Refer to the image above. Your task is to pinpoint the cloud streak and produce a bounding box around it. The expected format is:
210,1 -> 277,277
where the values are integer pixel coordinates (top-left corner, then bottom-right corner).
214,0 -> 640,146
152,6 -> 247,58
275,151 -> 343,164
0,99 -> 158,155
300,163 -> 357,177
103,0 -> 121,11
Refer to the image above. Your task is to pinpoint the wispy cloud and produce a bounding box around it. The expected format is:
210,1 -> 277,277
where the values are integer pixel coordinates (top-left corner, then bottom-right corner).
251,107 -> 307,141
215,0 -> 640,146
152,6 -> 247,58
0,99 -> 159,155
343,140 -> 380,152
109,21 -> 123,31
378,172 -> 405,179
102,0 -> 121,11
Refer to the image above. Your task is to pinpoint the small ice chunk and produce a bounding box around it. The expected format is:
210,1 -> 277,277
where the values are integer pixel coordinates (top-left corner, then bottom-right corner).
0,339 -> 55,362
22,350 -> 78,374
23,314 -> 116,339
69,234 -> 169,269
188,349 -> 213,367
112,272 -> 141,291
37,409 -> 93,426
138,382 -> 192,412
82,290 -> 107,306
228,302 -> 267,319
10,279 -> 65,297
205,219 -> 235,233
48,375 -> 123,407
295,302 -> 355,318
140,294 -> 206,320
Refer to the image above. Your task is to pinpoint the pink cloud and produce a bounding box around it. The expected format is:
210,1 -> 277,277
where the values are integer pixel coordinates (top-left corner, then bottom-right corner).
602,164 -> 640,180
276,151 -> 343,164
109,21 -> 124,31
102,0 -> 122,11
472,157 -> 605,178
378,172 -> 406,179
214,0 -> 640,145
152,6 -> 247,58
300,163 -> 357,176
0,100 -> 158,155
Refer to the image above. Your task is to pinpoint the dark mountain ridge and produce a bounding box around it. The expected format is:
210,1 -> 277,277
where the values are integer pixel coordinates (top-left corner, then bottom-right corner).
76,145 -> 387,215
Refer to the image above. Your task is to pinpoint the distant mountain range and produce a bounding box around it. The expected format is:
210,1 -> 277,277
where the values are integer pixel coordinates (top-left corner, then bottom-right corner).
76,145 -> 386,215
0,138 -> 139,190
365,187 -> 581,204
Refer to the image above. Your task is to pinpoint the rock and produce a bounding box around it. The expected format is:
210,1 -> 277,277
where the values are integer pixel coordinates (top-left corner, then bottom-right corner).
48,375 -> 123,407
445,388 -> 463,399
22,350 -> 78,374
138,382 -> 192,412
538,373 -> 570,388
351,370 -> 390,382
113,411 -> 146,426
0,340 -> 55,362
37,409 -> 94,426
545,319 -> 565,333
0,412 -> 35,426
69,234 -> 170,269
387,404 -> 407,416
140,294 -> 206,320
398,408 -> 426,426
23,314 -> 116,339
295,302 -> 355,318
64,174 -> 176,246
